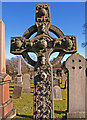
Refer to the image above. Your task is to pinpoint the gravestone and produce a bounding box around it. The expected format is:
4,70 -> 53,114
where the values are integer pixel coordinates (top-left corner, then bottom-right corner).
0,20 -> 16,119
53,86 -> 62,100
53,78 -> 60,87
12,86 -> 22,99
10,4 -> 77,119
12,57 -> 22,99
22,73 -> 31,93
65,53 -> 87,119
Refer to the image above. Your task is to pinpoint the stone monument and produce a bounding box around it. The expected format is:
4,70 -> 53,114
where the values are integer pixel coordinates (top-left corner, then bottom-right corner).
10,4 -> 77,119
65,53 -> 87,119
17,57 -> 23,86
53,86 -> 62,100
22,73 -> 31,93
0,20 -> 16,119
12,86 -> 22,99
12,57 -> 22,99
53,78 -> 60,87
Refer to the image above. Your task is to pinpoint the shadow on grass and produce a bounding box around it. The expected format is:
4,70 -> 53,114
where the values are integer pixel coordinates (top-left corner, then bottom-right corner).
16,114 -> 67,120
10,96 -> 12,98
9,90 -> 13,92
9,86 -> 14,88
16,114 -> 33,119
31,87 -> 34,89
31,92 -> 34,93
15,113 -> 68,120
54,110 -> 68,114
54,110 -> 68,120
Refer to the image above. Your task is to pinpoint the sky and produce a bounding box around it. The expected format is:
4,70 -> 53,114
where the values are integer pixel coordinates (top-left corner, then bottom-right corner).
1,2 -> 86,62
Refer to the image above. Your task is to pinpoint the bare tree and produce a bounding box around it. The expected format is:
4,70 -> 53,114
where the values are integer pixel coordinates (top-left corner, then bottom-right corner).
6,57 -> 30,77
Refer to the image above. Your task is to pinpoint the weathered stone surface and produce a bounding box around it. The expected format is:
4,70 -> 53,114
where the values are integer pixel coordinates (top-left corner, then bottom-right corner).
12,86 -> 22,99
22,73 -> 31,93
10,4 -> 77,119
17,58 -> 23,86
65,53 -> 87,118
0,20 -> 6,73
0,83 -> 9,105
0,100 -> 13,117
0,20 -> 16,119
0,73 -> 11,82
18,57 -> 21,75
53,86 -> 62,100
53,78 -> 60,87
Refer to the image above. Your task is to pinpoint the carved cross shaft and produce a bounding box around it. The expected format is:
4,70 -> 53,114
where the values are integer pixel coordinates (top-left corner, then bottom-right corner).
10,4 -> 77,119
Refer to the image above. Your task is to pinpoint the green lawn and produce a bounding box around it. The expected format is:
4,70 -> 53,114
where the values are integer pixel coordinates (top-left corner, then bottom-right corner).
9,79 -> 67,119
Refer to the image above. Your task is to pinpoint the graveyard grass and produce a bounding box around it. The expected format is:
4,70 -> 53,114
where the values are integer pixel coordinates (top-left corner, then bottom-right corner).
9,79 -> 67,119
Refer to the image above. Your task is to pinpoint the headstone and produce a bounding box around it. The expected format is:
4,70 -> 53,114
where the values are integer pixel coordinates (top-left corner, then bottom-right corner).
53,86 -> 62,100
12,86 -> 22,99
65,53 -> 87,119
0,20 -> 16,119
22,73 -> 31,93
12,58 -> 22,99
10,4 -> 77,119
53,78 -> 60,87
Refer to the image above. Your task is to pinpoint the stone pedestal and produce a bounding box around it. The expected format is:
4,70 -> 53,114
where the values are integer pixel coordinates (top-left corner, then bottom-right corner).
17,58 -> 23,86
65,53 -> 87,119
12,58 -> 22,99
17,74 -> 23,86
0,20 -> 16,119
0,73 -> 16,119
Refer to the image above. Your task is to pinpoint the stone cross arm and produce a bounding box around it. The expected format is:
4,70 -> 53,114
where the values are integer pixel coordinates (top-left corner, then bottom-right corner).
10,37 -> 33,55
52,35 -> 77,54
10,34 -> 77,55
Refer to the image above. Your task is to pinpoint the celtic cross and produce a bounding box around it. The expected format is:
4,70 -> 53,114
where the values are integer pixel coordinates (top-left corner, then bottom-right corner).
10,4 -> 77,119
